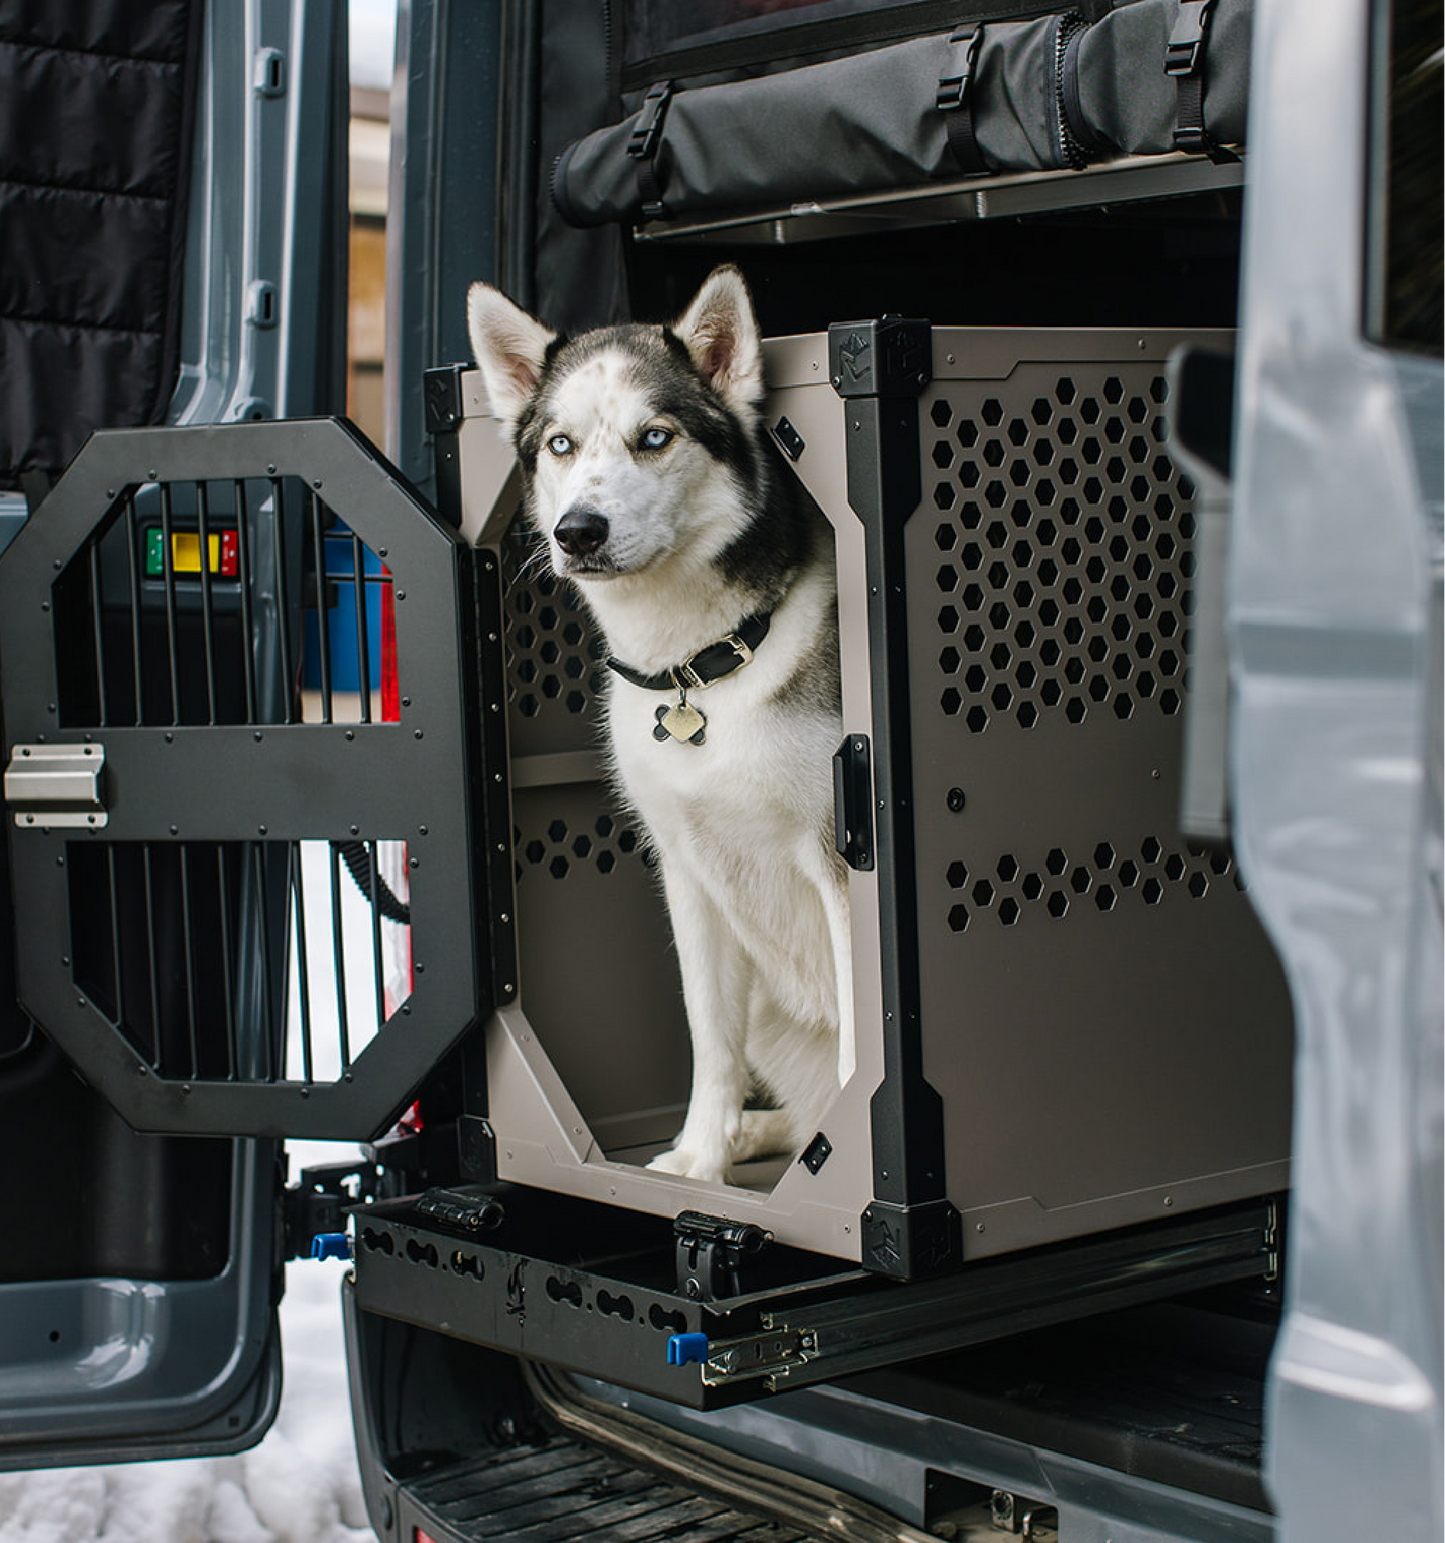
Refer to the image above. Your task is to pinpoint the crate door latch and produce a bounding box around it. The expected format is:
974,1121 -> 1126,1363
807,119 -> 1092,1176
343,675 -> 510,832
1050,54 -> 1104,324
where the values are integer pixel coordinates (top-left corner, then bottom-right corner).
5,744 -> 107,829
833,734 -> 875,871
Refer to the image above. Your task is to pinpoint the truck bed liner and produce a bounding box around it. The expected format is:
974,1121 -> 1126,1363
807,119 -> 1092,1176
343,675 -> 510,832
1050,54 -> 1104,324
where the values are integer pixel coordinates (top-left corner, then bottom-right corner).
405,1434 -> 814,1542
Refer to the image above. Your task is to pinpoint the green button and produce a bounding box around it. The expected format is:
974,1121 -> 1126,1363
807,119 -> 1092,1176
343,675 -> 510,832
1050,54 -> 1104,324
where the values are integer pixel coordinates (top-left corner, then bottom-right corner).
145,528 -> 164,577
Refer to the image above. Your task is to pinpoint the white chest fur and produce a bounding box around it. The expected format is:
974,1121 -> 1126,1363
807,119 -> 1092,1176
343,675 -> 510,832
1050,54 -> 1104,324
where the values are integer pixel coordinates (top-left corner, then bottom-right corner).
589,558 -> 852,1183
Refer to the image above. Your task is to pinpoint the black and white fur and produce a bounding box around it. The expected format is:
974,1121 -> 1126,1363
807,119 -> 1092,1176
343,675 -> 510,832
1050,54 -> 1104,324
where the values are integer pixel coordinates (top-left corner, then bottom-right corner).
467,266 -> 849,1186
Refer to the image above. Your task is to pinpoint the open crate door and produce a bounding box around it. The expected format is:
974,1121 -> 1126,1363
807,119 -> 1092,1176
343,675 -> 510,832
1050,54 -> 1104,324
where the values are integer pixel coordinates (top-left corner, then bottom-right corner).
0,418 -> 495,1141
0,0 -> 389,1470
0,419 -> 501,1474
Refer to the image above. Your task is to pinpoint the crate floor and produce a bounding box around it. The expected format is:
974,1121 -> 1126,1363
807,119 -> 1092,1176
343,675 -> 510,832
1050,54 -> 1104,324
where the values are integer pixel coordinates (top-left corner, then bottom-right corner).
407,1434 -> 817,1542
604,1143 -> 792,1193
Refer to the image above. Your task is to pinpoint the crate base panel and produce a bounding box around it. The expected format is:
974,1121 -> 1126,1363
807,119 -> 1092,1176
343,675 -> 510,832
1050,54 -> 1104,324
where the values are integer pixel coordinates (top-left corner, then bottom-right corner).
485,1005 -> 877,1262
351,1189 -> 1276,1411
951,1158 -> 1293,1262
486,1132 -> 868,1265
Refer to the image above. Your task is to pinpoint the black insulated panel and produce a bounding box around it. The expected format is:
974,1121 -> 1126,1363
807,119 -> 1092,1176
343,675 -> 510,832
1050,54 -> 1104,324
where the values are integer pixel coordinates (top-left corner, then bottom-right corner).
0,1 -> 202,488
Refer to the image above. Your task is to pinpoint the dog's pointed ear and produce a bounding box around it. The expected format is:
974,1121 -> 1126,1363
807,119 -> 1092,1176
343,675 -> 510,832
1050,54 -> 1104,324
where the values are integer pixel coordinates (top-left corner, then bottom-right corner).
466,282 -> 556,430
673,265 -> 763,415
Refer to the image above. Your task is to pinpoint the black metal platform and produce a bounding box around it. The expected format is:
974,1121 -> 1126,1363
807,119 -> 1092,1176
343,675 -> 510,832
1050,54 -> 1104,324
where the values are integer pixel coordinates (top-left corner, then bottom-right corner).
351,1184 -> 1278,1410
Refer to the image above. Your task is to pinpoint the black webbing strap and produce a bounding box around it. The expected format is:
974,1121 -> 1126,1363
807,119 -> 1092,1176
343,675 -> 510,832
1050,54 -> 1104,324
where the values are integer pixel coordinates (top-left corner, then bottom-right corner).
627,80 -> 675,220
1164,0 -> 1239,164
937,24 -> 989,176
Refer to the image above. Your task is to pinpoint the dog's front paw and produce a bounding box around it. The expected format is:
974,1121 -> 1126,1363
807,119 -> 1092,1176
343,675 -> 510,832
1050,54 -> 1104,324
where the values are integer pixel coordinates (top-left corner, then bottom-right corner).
646,1146 -> 730,1185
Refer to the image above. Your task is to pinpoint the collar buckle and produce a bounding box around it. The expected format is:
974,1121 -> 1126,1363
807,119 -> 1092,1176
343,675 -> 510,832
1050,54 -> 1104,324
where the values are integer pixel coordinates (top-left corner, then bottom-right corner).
720,631 -> 755,670
672,631 -> 755,692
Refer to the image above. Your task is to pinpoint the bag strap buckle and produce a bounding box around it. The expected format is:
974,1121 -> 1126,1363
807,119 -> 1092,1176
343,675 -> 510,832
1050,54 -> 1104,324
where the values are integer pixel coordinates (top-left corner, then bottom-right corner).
1165,0 -> 1215,77
627,80 -> 674,161
628,79 -> 675,221
1165,0 -> 1239,163
936,24 -> 983,112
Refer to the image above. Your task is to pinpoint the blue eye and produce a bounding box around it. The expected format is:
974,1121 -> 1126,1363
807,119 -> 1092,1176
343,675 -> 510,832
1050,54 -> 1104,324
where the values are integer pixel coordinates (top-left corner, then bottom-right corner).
641,426 -> 674,451
547,433 -> 573,457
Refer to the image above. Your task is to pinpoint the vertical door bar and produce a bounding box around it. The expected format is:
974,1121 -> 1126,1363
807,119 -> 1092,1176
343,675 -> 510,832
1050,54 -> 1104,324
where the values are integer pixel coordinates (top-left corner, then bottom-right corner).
122,492 -> 145,725
87,540 -> 110,726
105,846 -> 125,1027
291,844 -> 316,1082
270,478 -> 295,725
194,481 -> 219,724
177,845 -> 201,1078
352,532 -> 372,722
308,491 -> 333,723
250,842 -> 275,1081
234,479 -> 259,723
158,482 -> 182,723
328,844 -> 351,1070
367,842 -> 386,1027
141,844 -> 163,1068
215,845 -> 238,1080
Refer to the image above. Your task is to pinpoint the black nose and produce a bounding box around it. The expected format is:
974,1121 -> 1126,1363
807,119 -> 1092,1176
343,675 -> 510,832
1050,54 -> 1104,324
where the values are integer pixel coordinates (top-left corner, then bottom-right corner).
554,506 -> 610,556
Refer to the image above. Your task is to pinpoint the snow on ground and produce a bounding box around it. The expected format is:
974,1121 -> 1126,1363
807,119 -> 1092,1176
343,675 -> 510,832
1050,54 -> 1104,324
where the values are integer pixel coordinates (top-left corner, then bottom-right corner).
0,1144 -> 377,1543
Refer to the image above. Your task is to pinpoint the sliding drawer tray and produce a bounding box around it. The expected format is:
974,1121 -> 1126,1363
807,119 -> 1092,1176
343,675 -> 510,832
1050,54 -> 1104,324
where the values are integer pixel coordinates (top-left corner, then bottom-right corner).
350,1185 -> 1278,1411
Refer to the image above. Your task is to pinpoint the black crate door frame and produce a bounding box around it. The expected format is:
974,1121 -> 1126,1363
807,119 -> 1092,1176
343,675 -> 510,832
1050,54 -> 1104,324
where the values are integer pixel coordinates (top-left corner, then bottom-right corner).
0,419 -> 490,1139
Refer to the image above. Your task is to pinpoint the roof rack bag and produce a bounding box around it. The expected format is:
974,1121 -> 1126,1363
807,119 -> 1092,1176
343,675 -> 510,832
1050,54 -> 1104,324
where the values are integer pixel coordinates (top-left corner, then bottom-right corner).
552,0 -> 1250,228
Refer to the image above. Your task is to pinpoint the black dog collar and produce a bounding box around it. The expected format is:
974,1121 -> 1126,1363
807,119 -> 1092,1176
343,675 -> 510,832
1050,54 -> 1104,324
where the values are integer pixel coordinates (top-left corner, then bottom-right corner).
606,611 -> 772,693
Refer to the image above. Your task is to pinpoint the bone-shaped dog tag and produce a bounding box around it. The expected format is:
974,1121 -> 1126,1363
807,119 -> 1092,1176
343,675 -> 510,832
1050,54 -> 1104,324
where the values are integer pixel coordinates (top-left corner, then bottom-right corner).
654,700 -> 707,745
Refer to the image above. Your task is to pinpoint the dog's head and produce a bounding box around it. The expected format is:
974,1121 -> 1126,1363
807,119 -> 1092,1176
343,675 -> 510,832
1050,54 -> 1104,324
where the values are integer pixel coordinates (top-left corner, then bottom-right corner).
466,266 -> 764,582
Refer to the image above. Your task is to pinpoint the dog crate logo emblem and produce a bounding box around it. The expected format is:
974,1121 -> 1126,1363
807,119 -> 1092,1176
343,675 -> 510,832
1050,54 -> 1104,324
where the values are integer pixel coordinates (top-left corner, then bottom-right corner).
836,330 -> 873,385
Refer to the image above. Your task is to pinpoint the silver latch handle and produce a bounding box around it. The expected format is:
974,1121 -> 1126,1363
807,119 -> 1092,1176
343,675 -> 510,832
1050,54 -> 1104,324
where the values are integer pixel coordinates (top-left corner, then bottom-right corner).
4,744 -> 108,829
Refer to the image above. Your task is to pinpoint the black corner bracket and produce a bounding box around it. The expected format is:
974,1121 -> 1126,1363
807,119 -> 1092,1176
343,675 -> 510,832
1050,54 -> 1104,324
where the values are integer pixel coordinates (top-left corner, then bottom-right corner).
861,1198 -> 962,1280
828,318 -> 932,400
457,1113 -> 498,1183
423,364 -> 467,435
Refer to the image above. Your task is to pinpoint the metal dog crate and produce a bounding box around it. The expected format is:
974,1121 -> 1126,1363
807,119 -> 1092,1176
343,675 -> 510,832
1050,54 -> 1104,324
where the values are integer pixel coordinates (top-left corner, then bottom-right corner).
439,322 -> 1294,1280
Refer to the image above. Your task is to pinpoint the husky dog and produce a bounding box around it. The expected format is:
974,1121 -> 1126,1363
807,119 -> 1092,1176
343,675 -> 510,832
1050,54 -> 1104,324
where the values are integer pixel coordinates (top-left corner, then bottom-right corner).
467,266 -> 850,1186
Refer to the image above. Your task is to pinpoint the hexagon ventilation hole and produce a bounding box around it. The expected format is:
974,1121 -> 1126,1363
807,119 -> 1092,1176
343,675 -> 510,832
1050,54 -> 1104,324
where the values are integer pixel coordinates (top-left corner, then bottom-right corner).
943,837 -> 1242,930
927,370 -> 1195,732
515,813 -> 649,883
501,526 -> 606,722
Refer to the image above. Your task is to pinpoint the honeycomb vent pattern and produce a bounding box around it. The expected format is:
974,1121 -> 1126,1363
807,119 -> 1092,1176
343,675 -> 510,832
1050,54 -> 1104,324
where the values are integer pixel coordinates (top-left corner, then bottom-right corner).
515,813 -> 649,882
944,838 -> 1240,933
501,529 -> 606,722
928,372 -> 1195,732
